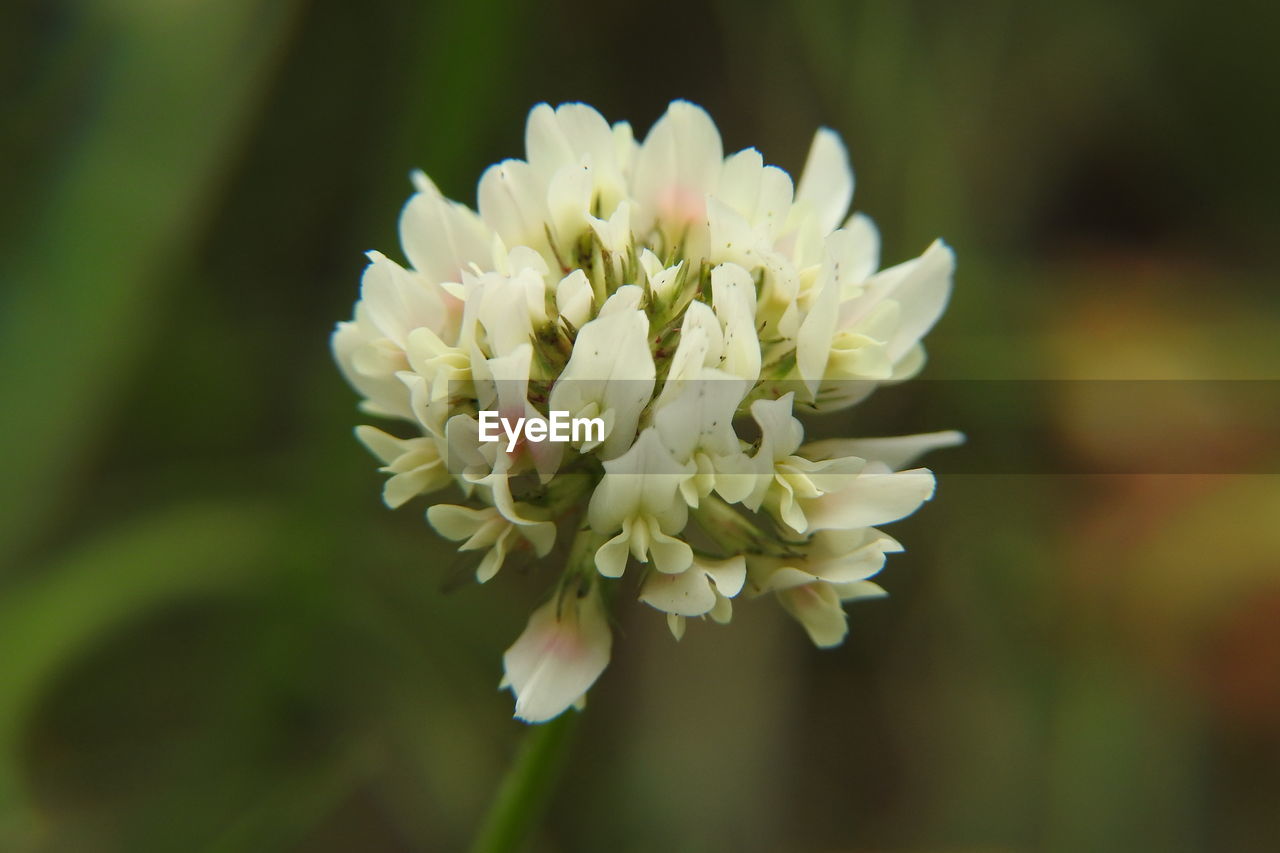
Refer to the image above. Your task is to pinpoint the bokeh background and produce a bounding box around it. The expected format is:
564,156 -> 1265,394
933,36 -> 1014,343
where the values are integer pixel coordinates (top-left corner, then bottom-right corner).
3,0 -> 1279,850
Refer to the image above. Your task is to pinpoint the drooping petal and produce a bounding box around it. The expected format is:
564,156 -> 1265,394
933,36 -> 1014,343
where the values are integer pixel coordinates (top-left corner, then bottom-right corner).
640,555 -> 746,618
640,563 -> 718,616
502,584 -> 612,723
777,581 -> 850,648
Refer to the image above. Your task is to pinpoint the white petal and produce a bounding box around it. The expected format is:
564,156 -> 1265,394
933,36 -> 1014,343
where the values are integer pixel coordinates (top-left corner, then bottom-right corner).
546,160 -> 595,248
840,213 -> 880,285
503,585 -> 612,723
331,307 -> 413,420
556,269 -> 595,329
710,263 -> 761,381
648,525 -> 694,575
708,594 -> 733,624
588,429 -> 694,531
475,528 -> 511,583
795,128 -> 854,236
702,555 -> 747,598
633,100 -> 723,233
549,296 -> 655,459
834,579 -> 888,601
475,272 -> 541,357
361,251 -> 449,348
795,275 -> 840,397
478,159 -> 552,256
355,425 -> 406,466
399,185 -> 492,287
594,528 -> 632,578
842,239 -> 954,361
639,565 -> 718,616
801,468 -> 936,530
525,102 -> 619,200
427,504 -> 491,541
382,467 -> 440,509
803,431 -> 965,471
778,582 -> 848,648
652,376 -> 749,463
749,394 -> 804,463
716,148 -> 764,218
755,166 -> 796,238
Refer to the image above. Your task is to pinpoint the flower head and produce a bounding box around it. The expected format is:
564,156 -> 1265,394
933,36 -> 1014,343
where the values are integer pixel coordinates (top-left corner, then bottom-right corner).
333,100 -> 959,722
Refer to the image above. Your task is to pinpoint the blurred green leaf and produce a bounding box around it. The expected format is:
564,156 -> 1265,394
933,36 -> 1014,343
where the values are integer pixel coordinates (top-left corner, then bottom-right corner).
0,0 -> 302,567
0,502 -> 277,841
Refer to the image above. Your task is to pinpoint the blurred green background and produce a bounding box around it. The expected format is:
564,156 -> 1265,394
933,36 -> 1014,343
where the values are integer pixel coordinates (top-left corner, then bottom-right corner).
3,0 -> 1279,850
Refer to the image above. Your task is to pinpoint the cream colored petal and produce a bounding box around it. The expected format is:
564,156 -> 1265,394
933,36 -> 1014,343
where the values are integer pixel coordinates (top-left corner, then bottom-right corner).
707,195 -> 759,268
639,565 -> 717,616
520,517 -> 557,557
710,263 -> 761,381
478,159 -> 552,256
354,425 -> 405,466
801,468 -> 936,531
717,148 -> 763,212
633,100 -> 723,232
555,269 -> 595,328
803,431 -> 965,471
589,429 -> 691,530
593,526 -> 632,578
475,527 -> 512,583
842,239 -> 954,361
361,251 -> 447,348
549,293 -> 654,459
834,579 -> 888,602
778,582 -> 848,648
427,503 -> 491,541
648,525 -> 694,575
503,586 -> 612,723
749,394 -> 804,462
795,128 -> 853,236
839,212 -> 880,285
331,307 -> 413,420
547,160 -> 595,248
702,555 -> 747,598
399,185 -> 492,287
708,594 -> 733,624
525,102 -> 617,187
382,466 -> 443,509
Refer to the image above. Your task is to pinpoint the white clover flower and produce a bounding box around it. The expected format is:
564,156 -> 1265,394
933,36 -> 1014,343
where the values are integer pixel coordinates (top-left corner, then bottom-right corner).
640,554 -> 747,641
500,579 -> 612,723
333,100 -> 959,723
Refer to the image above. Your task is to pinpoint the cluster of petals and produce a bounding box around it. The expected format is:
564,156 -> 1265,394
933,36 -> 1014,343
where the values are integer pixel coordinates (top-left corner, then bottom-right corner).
333,100 -> 959,722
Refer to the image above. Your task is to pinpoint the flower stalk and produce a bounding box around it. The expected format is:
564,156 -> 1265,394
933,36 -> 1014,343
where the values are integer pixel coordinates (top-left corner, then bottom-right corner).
468,710 -> 579,853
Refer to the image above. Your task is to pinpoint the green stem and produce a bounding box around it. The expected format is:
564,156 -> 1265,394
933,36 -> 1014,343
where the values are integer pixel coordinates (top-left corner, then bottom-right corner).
468,710 -> 579,853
